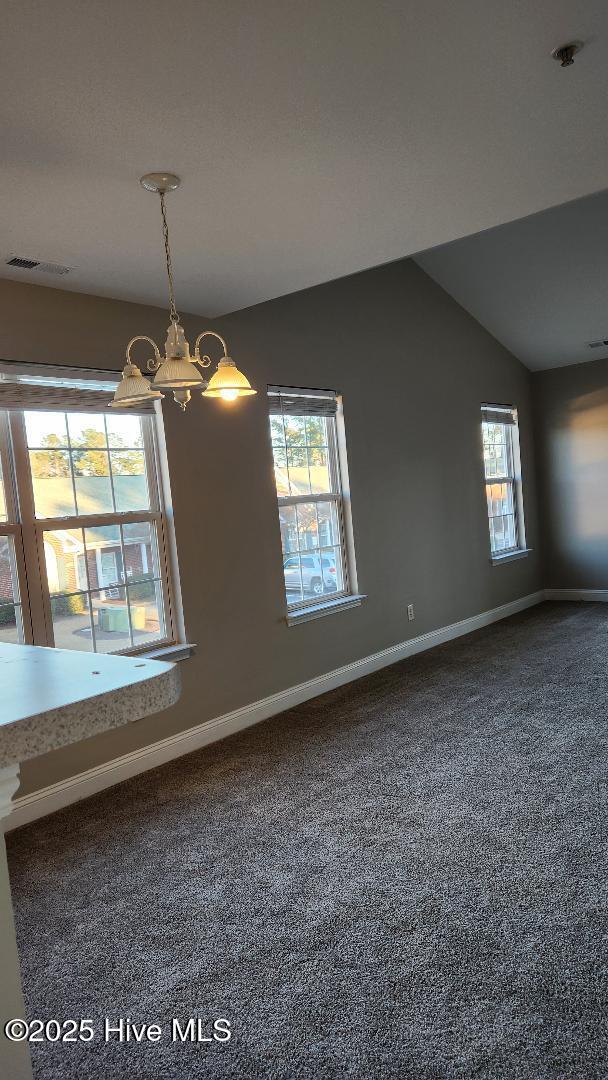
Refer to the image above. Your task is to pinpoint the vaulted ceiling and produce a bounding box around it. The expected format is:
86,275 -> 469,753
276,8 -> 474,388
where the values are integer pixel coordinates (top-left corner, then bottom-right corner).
416,188 -> 608,371
2,1 -> 608,318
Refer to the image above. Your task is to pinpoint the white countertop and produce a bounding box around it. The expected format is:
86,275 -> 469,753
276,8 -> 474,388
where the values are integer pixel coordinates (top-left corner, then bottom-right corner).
0,643 -> 180,768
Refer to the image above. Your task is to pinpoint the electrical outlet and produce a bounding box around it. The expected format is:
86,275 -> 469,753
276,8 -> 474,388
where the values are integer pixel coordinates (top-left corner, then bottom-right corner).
407,603 -> 415,621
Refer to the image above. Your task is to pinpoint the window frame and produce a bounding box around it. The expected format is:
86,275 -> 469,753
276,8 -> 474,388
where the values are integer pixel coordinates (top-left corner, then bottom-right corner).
481,405 -> 527,560
0,405 -> 178,656
269,387 -> 358,616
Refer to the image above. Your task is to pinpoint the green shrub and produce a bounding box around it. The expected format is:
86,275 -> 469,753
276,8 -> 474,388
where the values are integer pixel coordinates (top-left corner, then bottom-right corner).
0,604 -> 16,627
129,580 -> 155,604
52,594 -> 86,617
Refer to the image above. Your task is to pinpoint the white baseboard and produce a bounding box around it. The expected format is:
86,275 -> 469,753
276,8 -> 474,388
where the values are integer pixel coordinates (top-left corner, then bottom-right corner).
544,588 -> 608,602
6,590 -> 544,832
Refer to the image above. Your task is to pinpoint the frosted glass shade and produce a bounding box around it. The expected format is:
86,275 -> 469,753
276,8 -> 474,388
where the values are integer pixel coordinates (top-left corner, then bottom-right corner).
203,357 -> 256,400
152,356 -> 205,389
110,363 -> 163,408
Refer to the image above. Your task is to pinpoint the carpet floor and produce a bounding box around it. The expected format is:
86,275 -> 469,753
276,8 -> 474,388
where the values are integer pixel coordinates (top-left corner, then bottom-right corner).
6,601 -> 608,1079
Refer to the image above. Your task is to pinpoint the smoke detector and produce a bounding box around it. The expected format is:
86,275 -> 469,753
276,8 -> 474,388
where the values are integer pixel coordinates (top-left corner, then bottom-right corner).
551,41 -> 583,67
5,255 -> 71,275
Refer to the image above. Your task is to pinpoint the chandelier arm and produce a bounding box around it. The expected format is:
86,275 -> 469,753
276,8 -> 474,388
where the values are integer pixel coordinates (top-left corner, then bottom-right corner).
159,192 -> 180,326
126,336 -> 162,372
193,330 -> 229,369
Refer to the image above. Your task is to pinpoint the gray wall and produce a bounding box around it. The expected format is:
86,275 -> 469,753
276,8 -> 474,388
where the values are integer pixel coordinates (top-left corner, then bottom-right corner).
534,356 -> 608,588
0,260 -> 541,799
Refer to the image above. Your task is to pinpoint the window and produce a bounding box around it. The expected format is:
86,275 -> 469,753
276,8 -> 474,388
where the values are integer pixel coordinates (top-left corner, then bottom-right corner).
481,404 -> 526,558
0,363 -> 177,654
268,385 -> 355,612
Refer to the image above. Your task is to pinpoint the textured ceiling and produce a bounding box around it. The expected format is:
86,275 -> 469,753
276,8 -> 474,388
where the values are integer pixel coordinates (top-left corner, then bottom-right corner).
416,188 -> 608,371
1,1 -> 608,317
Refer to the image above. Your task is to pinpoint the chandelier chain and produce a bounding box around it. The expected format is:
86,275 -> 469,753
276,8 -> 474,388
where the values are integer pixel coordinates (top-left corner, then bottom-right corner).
159,192 -> 180,325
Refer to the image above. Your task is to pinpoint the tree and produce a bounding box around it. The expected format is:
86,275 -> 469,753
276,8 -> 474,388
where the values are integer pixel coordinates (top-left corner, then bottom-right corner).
29,434 -> 69,478
31,428 -> 143,477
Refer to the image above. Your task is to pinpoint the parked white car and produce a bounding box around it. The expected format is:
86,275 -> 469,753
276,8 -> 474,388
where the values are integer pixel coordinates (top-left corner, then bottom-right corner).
283,552 -> 338,596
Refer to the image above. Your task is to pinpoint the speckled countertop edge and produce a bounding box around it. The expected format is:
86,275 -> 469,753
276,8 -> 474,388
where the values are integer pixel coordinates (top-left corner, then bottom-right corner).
0,663 -> 181,769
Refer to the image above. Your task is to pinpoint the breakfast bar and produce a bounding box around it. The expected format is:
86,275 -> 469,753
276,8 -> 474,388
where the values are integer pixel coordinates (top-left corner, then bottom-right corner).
0,642 -> 180,1080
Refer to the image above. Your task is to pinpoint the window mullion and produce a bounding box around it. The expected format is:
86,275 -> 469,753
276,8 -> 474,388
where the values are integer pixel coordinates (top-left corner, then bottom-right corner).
154,510 -> 176,645
37,509 -> 161,532
8,412 -> 52,645
143,415 -> 161,513
0,411 -> 19,524
278,493 -> 339,507
119,523 -> 135,649
327,417 -> 342,497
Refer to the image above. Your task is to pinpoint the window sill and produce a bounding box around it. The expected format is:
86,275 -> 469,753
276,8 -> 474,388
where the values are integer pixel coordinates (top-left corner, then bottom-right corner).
137,642 -> 197,662
491,548 -> 532,566
286,594 -> 366,626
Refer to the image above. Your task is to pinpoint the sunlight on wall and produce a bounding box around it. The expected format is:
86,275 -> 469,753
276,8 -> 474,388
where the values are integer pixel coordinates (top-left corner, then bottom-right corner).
565,389 -> 608,541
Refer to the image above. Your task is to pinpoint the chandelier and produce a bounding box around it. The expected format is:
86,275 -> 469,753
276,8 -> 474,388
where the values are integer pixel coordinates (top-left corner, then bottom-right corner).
111,173 -> 256,411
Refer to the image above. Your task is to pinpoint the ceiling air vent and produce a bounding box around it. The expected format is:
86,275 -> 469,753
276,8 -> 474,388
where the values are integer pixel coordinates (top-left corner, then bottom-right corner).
5,255 -> 70,275
6,256 -> 40,270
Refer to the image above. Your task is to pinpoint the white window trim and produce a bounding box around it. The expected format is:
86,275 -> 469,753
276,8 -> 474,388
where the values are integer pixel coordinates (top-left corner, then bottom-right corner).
271,391 -> 360,622
481,406 -> 528,562
0,401 -> 181,657
286,592 -> 366,626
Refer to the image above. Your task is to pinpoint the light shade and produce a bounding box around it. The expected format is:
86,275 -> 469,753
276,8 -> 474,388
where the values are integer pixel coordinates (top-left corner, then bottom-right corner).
110,363 -> 163,408
203,357 -> 256,401
153,356 -> 205,390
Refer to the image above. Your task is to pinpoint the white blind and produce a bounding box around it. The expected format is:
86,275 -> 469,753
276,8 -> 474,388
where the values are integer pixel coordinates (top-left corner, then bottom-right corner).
481,404 -> 516,426
268,385 -> 338,417
0,361 -> 157,415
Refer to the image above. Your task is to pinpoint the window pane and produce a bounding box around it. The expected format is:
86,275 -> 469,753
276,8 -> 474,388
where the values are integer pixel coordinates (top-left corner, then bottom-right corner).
308,446 -> 330,493
44,529 -> 85,593
486,482 -> 514,520
68,414 -> 106,447
284,417 -> 306,445
283,554 -> 304,602
305,416 -> 326,446
73,450 -> 113,515
30,449 -> 75,517
296,502 -> 320,551
0,601 -> 22,643
127,579 -> 166,647
106,414 -> 144,449
91,587 -> 132,653
122,521 -> 161,582
0,536 -> 24,643
321,546 -> 343,595
110,450 -> 150,512
50,592 -> 93,651
279,505 -> 298,553
290,549 -> 339,599
317,501 -> 341,547
25,411 -> 68,448
0,536 -> 19,605
270,416 -> 285,447
272,445 -> 287,469
504,515 -> 517,549
287,445 -> 310,496
83,524 -> 123,591
0,453 -> 7,523
273,448 -> 289,498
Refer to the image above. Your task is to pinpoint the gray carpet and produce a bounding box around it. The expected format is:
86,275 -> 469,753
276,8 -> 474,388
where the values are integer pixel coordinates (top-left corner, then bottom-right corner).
6,601 -> 608,1079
